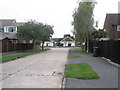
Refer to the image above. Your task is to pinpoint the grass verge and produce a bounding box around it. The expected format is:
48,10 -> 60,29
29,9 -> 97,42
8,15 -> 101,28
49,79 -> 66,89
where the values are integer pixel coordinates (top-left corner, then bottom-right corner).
0,49 -> 50,62
75,48 -> 92,55
68,54 -> 81,58
65,63 -> 100,79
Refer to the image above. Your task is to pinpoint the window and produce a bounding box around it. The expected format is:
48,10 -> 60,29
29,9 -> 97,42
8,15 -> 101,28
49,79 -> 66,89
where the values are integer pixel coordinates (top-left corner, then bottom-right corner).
117,25 -> 120,31
4,26 -> 17,33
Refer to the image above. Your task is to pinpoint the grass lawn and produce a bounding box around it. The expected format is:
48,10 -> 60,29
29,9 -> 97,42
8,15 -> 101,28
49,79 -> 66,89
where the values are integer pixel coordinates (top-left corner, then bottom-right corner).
68,54 -> 81,58
65,63 -> 100,79
0,49 -> 50,62
75,48 -> 92,55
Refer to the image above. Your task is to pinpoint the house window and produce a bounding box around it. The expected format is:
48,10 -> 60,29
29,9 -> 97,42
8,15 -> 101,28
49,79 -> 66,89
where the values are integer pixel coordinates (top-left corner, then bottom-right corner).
4,26 -> 17,33
117,25 -> 120,31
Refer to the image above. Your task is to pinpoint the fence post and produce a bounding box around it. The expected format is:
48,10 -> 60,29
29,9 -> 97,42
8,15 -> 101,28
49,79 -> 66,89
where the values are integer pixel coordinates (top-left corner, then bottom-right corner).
100,40 -> 103,57
14,43 -> 15,52
7,42 -> 8,52
20,44 -> 21,52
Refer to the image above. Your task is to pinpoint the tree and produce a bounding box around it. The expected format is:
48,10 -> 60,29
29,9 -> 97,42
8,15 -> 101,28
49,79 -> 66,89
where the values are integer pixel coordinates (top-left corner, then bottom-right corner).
64,34 -> 71,38
17,20 -> 54,50
72,0 -> 96,51
41,24 -> 54,49
17,20 -> 43,43
72,1 -> 96,42
90,29 -> 106,41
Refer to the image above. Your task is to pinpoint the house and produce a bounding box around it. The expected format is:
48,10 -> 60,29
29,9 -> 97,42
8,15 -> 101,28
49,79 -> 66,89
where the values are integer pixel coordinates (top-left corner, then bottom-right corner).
0,19 -> 37,52
0,19 -> 18,52
0,19 -> 18,43
43,38 -> 56,47
60,36 -> 75,47
104,13 -> 120,40
0,19 -> 26,43
0,19 -> 17,33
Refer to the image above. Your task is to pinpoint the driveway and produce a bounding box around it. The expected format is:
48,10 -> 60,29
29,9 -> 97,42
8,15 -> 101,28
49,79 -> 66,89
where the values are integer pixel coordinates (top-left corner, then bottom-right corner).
0,48 -> 69,88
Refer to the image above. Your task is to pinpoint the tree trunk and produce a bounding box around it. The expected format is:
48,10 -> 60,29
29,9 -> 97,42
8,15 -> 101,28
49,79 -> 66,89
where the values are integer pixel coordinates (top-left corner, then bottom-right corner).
42,40 -> 44,50
81,44 -> 84,52
87,39 -> 89,52
85,40 -> 87,52
85,39 -> 89,52
86,39 -> 89,52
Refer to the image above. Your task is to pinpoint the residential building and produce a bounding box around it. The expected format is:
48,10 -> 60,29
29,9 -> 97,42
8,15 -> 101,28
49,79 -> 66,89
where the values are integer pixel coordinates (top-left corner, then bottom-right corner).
60,36 -> 75,47
43,38 -> 56,47
0,19 -> 26,43
0,19 -> 18,43
0,19 -> 17,33
104,13 -> 120,40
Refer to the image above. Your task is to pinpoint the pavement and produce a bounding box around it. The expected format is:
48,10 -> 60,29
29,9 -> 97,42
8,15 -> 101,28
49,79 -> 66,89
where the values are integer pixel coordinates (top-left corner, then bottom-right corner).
65,48 -> 119,89
0,48 -> 69,88
1,47 -> 52,57
1,49 -> 43,57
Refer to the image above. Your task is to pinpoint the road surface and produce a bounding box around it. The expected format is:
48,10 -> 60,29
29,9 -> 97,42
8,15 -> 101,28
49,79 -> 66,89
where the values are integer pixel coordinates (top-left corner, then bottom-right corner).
0,48 -> 69,88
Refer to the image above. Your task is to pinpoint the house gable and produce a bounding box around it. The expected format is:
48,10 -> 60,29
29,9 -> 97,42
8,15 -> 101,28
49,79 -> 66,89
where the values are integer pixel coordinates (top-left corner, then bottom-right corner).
60,36 -> 74,42
59,36 -> 75,47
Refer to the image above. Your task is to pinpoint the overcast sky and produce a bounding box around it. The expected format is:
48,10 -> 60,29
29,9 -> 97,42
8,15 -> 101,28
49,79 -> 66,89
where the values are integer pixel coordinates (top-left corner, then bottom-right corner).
0,0 -> 119,38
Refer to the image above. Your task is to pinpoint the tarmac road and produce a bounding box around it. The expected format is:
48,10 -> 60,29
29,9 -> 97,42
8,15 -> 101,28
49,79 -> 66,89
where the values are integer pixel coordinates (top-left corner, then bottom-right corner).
0,48 -> 69,88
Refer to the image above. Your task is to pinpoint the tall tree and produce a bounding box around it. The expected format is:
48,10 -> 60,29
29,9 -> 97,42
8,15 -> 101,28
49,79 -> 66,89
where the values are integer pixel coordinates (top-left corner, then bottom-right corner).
72,1 -> 96,44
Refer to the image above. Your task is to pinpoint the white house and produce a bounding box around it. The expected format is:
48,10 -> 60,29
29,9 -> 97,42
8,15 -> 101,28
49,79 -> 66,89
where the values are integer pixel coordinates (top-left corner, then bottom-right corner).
43,38 -> 56,47
60,36 -> 75,47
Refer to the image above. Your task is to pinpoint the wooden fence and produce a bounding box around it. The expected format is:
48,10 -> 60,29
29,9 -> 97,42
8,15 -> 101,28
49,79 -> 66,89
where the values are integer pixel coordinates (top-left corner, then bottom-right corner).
2,43 -> 34,53
88,40 -> 120,64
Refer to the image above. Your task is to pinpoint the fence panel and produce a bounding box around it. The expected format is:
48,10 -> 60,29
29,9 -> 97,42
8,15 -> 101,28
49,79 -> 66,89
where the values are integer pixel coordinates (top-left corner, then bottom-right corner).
109,41 -> 120,64
2,43 -> 34,53
89,40 -> 120,64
